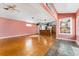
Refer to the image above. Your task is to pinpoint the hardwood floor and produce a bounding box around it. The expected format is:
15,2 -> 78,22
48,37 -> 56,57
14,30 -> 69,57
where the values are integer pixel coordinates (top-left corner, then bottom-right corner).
0,32 -> 56,56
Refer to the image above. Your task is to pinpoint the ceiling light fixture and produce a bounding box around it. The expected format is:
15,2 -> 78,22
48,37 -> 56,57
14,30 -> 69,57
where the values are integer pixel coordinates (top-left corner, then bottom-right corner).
44,19 -> 47,21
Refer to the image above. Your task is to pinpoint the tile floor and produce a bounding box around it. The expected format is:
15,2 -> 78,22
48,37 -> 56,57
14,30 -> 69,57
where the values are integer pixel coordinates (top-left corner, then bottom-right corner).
46,40 -> 79,56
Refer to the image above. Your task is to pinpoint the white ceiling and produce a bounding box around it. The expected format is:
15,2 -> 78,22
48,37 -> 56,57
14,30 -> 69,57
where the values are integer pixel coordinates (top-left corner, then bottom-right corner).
53,3 -> 79,13
1,3 -> 78,23
0,3 -> 55,23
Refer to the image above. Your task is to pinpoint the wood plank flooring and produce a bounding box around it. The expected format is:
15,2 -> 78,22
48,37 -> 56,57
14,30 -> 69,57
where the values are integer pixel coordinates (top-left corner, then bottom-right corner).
0,31 -> 56,56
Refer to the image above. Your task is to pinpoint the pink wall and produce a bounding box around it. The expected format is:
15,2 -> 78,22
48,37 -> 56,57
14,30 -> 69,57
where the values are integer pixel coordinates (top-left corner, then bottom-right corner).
0,17 -> 38,38
76,9 -> 79,45
56,13 -> 76,40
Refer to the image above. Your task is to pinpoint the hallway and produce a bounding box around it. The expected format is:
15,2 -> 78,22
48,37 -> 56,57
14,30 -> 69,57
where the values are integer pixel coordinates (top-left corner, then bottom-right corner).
0,3 -> 79,56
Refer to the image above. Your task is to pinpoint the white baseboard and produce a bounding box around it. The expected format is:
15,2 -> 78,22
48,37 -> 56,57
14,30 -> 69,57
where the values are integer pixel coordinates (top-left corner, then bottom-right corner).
56,37 -> 75,42
0,32 -> 38,39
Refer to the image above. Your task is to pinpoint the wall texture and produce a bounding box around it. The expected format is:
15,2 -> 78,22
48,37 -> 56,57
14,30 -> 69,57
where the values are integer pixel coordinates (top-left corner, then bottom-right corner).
0,17 -> 38,38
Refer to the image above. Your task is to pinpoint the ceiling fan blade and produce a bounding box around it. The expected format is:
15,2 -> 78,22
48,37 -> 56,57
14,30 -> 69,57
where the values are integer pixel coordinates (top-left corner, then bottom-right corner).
4,8 -> 9,10
12,5 -> 16,8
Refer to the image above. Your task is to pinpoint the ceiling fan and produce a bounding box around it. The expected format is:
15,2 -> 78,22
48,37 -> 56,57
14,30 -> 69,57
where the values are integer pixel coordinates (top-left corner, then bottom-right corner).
3,4 -> 20,12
